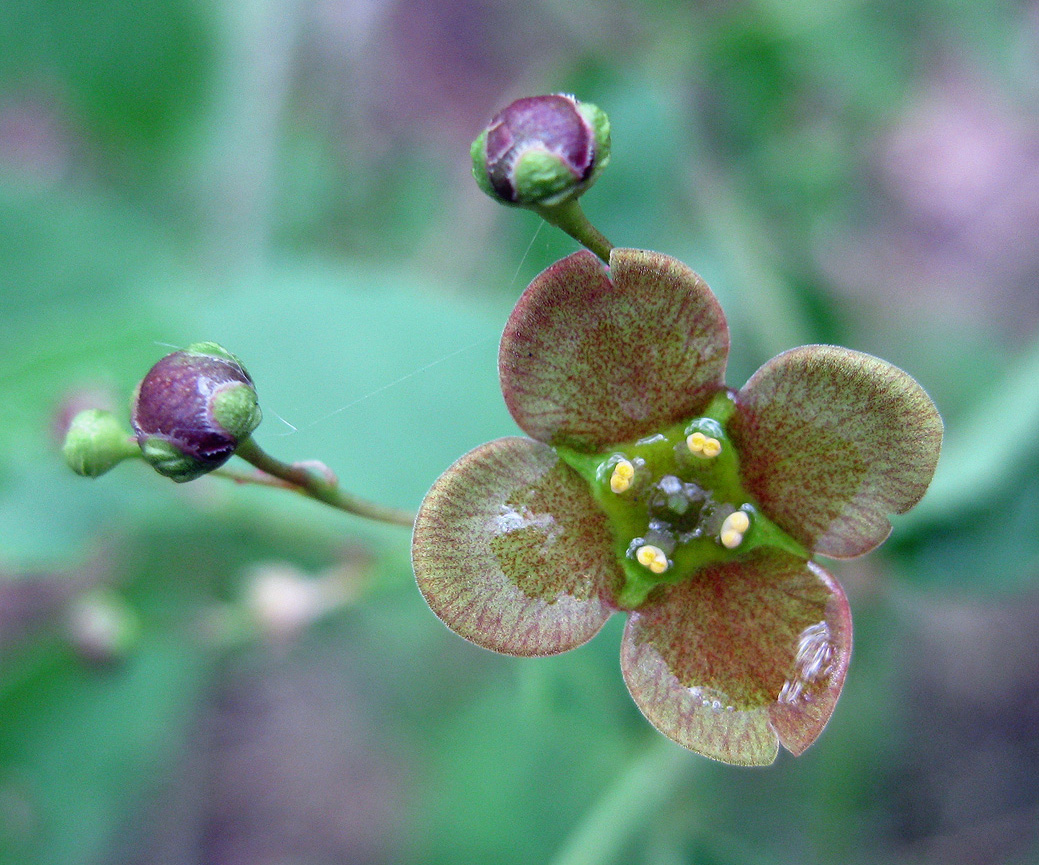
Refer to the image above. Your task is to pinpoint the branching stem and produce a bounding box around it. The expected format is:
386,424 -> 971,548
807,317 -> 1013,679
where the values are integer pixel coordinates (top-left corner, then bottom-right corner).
231,437 -> 415,527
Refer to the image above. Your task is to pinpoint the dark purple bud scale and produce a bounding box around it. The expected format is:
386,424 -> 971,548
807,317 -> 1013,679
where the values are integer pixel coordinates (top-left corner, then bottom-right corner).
485,95 -> 595,202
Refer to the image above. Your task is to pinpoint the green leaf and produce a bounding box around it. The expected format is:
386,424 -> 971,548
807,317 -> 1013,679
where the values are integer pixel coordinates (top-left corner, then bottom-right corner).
500,249 -> 729,452
0,628 -> 211,865
620,548 -> 851,765
730,345 -> 943,558
413,437 -> 622,656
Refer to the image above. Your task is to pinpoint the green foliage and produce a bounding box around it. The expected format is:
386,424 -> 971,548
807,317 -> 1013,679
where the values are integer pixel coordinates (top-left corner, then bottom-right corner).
0,0 -> 213,150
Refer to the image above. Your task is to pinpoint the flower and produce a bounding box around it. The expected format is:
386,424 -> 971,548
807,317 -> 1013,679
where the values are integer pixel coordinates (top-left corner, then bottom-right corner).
412,249 -> 942,765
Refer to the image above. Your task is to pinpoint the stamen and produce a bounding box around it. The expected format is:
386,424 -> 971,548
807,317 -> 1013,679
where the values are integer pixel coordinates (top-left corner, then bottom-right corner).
687,431 -> 722,458
719,509 -> 751,549
636,544 -> 670,574
610,458 -> 635,493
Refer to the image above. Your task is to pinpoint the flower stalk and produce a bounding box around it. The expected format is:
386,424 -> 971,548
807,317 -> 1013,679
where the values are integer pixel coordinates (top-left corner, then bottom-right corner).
66,341 -> 414,529
233,436 -> 415,527
533,199 -> 613,264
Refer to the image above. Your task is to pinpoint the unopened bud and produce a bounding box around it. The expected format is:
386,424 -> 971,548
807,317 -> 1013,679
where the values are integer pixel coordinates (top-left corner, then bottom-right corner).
62,409 -> 138,478
471,94 -> 611,208
131,342 -> 261,482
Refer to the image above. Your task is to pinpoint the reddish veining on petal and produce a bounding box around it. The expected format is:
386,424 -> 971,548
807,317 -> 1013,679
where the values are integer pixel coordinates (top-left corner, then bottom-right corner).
500,249 -> 730,452
620,548 -> 851,765
731,345 -> 943,558
413,436 -> 622,657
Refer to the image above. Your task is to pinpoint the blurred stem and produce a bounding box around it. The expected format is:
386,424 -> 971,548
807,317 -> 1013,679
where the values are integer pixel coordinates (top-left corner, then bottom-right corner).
535,199 -> 614,264
549,736 -> 695,865
682,162 -> 813,355
896,330 -> 1039,529
199,0 -> 299,274
663,57 -> 814,356
231,437 -> 415,527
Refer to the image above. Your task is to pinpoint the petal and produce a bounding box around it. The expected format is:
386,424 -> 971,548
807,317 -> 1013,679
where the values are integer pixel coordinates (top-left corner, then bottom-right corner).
412,436 -> 622,656
620,549 -> 851,765
731,345 -> 943,558
500,248 -> 729,452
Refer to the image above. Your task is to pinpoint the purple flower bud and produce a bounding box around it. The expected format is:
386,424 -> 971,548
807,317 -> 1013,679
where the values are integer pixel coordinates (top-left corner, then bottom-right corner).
471,94 -> 611,208
131,342 -> 261,482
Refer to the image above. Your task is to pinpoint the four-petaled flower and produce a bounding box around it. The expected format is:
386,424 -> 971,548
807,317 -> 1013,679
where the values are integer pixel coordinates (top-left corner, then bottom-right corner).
412,248 -> 942,765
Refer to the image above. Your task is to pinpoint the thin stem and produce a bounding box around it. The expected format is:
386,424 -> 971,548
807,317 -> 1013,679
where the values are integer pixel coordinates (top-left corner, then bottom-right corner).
549,736 -> 696,865
233,437 -> 415,528
536,199 -> 614,264
210,464 -> 297,491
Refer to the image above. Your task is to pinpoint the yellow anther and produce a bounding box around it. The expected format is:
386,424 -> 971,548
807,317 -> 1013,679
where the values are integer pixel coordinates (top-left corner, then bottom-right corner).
726,510 -> 750,534
636,544 -> 670,574
720,529 -> 742,549
610,459 -> 635,493
701,437 -> 722,458
687,431 -> 722,458
719,510 -> 751,549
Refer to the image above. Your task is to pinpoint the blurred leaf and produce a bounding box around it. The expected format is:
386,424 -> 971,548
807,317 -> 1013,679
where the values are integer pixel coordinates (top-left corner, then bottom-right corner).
0,0 -> 213,150
0,620 -> 212,865
0,182 -> 170,324
403,644 -> 637,865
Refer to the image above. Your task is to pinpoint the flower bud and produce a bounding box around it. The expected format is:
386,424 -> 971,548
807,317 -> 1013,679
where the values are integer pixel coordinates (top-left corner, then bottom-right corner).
62,409 -> 138,478
471,94 -> 611,208
131,342 -> 261,482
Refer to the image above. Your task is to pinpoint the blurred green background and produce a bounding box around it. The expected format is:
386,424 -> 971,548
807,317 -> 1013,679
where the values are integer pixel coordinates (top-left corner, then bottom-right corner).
2,0 -> 1039,863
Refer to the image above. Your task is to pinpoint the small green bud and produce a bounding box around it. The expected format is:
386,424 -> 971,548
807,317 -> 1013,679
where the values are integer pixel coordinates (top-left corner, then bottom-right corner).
131,342 -> 261,483
62,409 -> 138,478
472,94 -> 611,208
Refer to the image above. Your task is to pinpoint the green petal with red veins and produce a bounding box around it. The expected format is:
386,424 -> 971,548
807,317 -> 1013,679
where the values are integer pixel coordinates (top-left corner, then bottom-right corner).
500,248 -> 729,453
730,345 -> 943,559
412,436 -> 622,657
620,549 -> 852,765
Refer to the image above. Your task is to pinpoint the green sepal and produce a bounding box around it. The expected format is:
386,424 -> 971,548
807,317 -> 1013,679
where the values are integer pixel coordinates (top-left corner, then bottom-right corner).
183,341 -> 238,361
211,382 -> 262,440
511,149 -> 582,207
138,437 -> 209,483
576,100 -> 611,185
470,129 -> 496,200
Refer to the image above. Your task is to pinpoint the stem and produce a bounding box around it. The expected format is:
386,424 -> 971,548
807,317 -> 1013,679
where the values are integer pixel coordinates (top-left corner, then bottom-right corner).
232,437 -> 415,528
210,464 -> 297,491
535,199 -> 614,264
549,736 -> 696,865
199,0 -> 300,274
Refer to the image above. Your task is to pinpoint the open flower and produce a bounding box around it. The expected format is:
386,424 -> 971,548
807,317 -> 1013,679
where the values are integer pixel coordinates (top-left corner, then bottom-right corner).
412,249 -> 942,765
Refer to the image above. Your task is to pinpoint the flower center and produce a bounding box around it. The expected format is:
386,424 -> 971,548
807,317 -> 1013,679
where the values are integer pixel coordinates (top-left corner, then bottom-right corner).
557,392 -> 806,608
